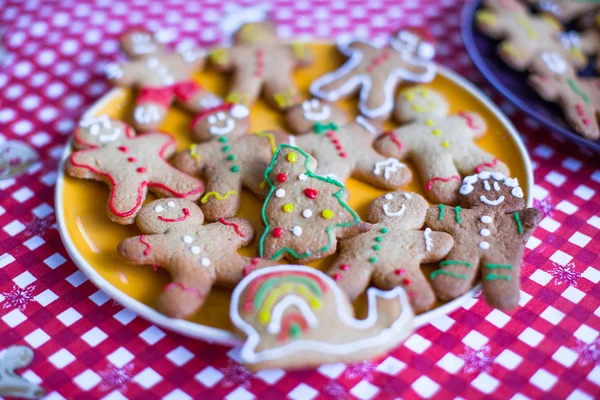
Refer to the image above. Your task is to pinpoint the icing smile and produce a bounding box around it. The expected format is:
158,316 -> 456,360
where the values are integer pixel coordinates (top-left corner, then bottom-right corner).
209,119 -> 235,135
383,203 -> 406,217
480,195 -> 505,206
304,106 -> 331,121
99,130 -> 121,143
158,207 -> 190,222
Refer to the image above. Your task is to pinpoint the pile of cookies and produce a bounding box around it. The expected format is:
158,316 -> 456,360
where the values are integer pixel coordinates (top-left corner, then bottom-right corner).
476,0 -> 600,141
66,19 -> 540,370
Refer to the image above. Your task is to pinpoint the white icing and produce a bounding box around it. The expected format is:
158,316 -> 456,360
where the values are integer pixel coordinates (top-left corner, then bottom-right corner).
480,195 -> 505,206
275,189 -> 286,198
154,205 -> 164,212
208,119 -> 235,135
199,94 -> 223,109
183,235 -> 193,243
288,135 -> 297,147
302,209 -> 312,218
481,215 -> 492,223
384,193 -> 393,200
355,115 -> 377,135
230,104 -> 249,119
229,265 -> 413,364
504,177 -> 519,188
373,158 -> 406,180
201,257 -> 211,267
145,57 -> 175,85
512,187 -> 524,199
404,193 -> 412,199
208,115 -> 217,124
298,173 -> 307,181
105,63 -> 124,80
493,182 -> 500,191
266,295 -> 319,334
460,172 -> 523,201
484,180 -> 491,191
479,241 -> 490,250
424,227 -> 433,252
301,99 -> 331,121
540,51 -> 567,74
191,246 -> 201,254
134,104 -> 162,125
167,201 -> 175,207
480,229 -> 490,237
291,226 -> 303,236
130,32 -> 158,55
383,203 -> 406,217
80,115 -> 122,142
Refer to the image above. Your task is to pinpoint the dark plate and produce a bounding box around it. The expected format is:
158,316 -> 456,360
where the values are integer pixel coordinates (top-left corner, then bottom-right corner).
462,0 -> 600,152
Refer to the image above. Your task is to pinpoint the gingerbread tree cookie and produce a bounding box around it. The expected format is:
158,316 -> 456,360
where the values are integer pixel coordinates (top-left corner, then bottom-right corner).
259,144 -> 369,263
310,28 -> 436,119
374,87 -> 508,205
66,116 -> 203,224
118,198 -> 274,319
0,346 -> 44,399
528,51 -> 600,140
209,21 -> 312,110
105,30 -> 222,131
525,0 -> 600,23
172,103 -> 290,221
284,99 -> 412,189
328,191 -> 454,313
475,0 -> 587,71
426,172 -> 541,310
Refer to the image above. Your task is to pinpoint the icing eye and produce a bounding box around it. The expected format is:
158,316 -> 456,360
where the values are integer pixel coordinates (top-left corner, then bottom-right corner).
302,101 -> 310,111
384,193 -> 393,200
230,104 -> 249,119
167,201 -> 175,207
418,42 -> 435,60
208,115 -> 217,124
216,112 -> 226,121
89,125 -> 100,136
311,99 -> 320,107
493,182 -> 500,191
484,180 -> 491,191
154,205 -> 164,212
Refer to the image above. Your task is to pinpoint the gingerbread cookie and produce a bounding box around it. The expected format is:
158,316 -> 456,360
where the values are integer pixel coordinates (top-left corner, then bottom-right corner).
426,172 -> 541,310
328,191 -> 454,313
0,346 -> 45,399
66,116 -> 204,224
106,30 -> 222,131
310,28 -> 436,119
374,87 -> 509,205
284,99 -> 412,189
525,0 -> 600,23
259,144 -> 370,263
172,103 -> 290,221
231,265 -> 414,371
209,21 -> 312,110
475,0 -> 587,71
528,51 -> 600,140
118,198 -> 274,319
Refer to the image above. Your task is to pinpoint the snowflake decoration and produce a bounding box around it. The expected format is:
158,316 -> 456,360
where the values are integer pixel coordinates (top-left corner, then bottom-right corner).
574,339 -> 600,366
549,262 -> 580,287
99,364 -> 133,393
322,382 -> 348,399
24,216 -> 55,237
1,285 -> 34,311
534,196 -> 554,217
460,345 -> 493,374
220,360 -> 252,388
343,361 -> 375,381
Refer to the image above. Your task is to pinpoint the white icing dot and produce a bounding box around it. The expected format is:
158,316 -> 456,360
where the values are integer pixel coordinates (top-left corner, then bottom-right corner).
190,246 -> 201,254
298,173 -> 307,181
480,229 -> 490,237
167,201 -> 175,207
384,193 -> 393,200
275,189 -> 286,198
154,205 -> 164,212
183,235 -> 193,244
404,193 -> 412,199
201,257 -> 211,267
230,104 -> 249,119
291,226 -> 303,236
302,209 -> 312,218
481,215 -> 492,223
479,241 -> 490,250
512,187 -> 524,199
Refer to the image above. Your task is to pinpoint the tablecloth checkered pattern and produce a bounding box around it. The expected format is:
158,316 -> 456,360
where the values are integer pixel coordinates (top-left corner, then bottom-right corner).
0,0 -> 599,399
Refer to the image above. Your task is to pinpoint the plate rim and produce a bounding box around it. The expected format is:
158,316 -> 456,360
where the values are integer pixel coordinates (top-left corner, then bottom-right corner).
55,64 -> 534,345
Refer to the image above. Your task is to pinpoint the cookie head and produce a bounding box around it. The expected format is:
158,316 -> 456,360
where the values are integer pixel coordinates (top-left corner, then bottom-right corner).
190,103 -> 250,142
459,172 -> 525,212
368,191 -> 428,228
74,116 -> 133,148
391,27 -> 435,60
235,21 -> 278,45
285,99 -> 348,134
120,30 -> 163,58
395,86 -> 449,122
136,198 -> 204,234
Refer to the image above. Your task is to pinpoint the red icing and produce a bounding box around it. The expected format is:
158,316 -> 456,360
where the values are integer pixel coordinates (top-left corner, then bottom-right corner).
426,175 -> 460,191
398,26 -> 435,45
333,273 -> 342,281
457,112 -> 481,130
165,282 -> 204,296
74,124 -> 135,149
139,235 -> 151,256
384,131 -> 403,154
190,103 -> 235,129
254,49 -> 265,78
395,268 -> 405,276
172,80 -> 203,102
218,218 -> 245,237
322,130 -> 347,158
340,264 -> 349,271
272,227 -> 284,238
340,152 -> 348,158
137,86 -> 174,107
278,312 -> 308,341
136,167 -> 146,173
304,188 -> 318,199
475,158 -> 499,173
243,258 -> 260,276
127,157 -> 136,163
118,146 -> 128,152
402,278 -> 411,285
277,173 -> 287,183
158,207 -> 190,223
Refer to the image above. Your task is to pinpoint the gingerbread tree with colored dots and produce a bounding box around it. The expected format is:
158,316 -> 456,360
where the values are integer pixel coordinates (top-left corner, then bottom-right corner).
259,145 -> 369,263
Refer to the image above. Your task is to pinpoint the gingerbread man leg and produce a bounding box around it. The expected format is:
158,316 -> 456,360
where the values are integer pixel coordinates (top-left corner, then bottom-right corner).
454,148 -> 509,177
173,81 -> 224,113
430,248 -> 481,301
132,87 -> 174,131
158,266 -> 215,319
312,70 -> 359,101
149,163 -> 204,200
218,256 -> 278,287
199,170 -> 243,221
108,176 -> 148,223
480,254 -> 521,310
227,72 -> 262,106
264,74 -> 301,110
561,99 -> 600,140
353,154 -> 411,189
329,248 -> 374,301
413,153 -> 462,204
371,262 -> 435,313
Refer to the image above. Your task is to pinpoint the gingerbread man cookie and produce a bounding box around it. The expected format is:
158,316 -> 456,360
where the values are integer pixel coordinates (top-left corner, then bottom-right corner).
475,0 -> 587,71
310,28 -> 436,119
118,198 -> 274,319
66,116 -> 204,224
259,144 -> 370,263
374,87 -> 509,205
172,103 -> 290,220
426,172 -> 541,310
528,51 -> 600,140
209,21 -> 312,110
284,99 -> 412,189
525,0 -> 600,23
106,30 -> 222,131
0,346 -> 44,399
231,265 -> 414,371
328,191 -> 454,313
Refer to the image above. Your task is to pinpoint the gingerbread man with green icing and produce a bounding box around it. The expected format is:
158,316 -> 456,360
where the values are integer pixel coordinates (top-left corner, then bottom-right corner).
475,0 -> 587,71
284,98 -> 412,189
106,30 -> 222,131
172,103 -> 291,221
329,191 -> 454,313
118,198 -> 274,319
374,86 -> 508,205
426,172 -> 541,310
209,21 -> 312,110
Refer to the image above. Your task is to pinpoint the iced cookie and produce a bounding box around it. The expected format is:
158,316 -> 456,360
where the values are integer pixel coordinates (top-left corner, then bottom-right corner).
66,116 -> 204,224
426,172 -> 541,310
525,0 -> 600,23
231,265 -> 414,371
374,87 -> 509,205
284,99 -> 412,188
0,346 -> 45,399
310,28 -> 436,119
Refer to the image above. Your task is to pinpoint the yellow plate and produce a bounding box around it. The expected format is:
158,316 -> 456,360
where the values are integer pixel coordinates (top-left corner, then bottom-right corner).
56,43 -> 532,345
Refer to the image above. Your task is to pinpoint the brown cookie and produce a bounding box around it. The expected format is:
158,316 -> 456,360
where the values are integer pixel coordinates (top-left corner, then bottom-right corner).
310,28 -> 437,119
172,103 -> 291,221
209,21 -> 312,110
525,0 -> 600,23
106,30 -> 222,131
230,265 -> 414,371
328,191 -> 454,313
284,99 -> 412,189
528,51 -> 600,140
118,198 -> 275,319
66,116 -> 204,225
475,0 -> 587,71
259,144 -> 370,263
426,172 -> 541,310
374,86 -> 509,205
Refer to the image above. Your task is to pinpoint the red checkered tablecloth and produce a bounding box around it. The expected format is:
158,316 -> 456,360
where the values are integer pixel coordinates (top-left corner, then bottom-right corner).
1,0 -> 599,399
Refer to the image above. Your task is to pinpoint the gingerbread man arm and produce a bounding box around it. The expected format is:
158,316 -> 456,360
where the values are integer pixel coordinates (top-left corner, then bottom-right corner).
198,167 -> 243,221
209,48 -> 233,71
288,42 -> 313,67
353,152 -> 412,190
528,74 -> 562,101
264,71 -> 301,110
159,263 -> 216,319
328,238 -> 375,300
424,205 -> 454,232
149,160 -> 204,201
515,207 -> 542,243
118,234 -> 164,266
373,130 -> 412,160
105,61 -> 139,88
171,144 -> 206,176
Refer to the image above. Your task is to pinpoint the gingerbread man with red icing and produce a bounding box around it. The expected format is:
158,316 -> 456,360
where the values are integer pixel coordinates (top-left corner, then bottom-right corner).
66,116 -> 204,224
105,30 -> 222,132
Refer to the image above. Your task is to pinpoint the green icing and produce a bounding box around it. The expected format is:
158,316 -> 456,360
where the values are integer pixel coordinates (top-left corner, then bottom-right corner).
514,212 -> 523,235
485,274 -> 512,281
218,137 -> 227,143
455,206 -> 462,224
568,78 -> 590,104
373,244 -> 380,250
253,276 -> 322,310
375,237 -> 382,242
231,165 -> 239,173
290,323 -> 301,338
369,257 -> 377,263
381,227 -> 388,233
438,204 -> 445,220
222,145 -> 230,152
439,260 -> 471,267
484,263 -> 513,270
430,270 -> 468,280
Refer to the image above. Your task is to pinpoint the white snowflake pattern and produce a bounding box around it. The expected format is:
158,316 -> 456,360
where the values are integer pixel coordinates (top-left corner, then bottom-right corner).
323,381 -> 348,399
99,364 -> 133,392
24,216 -> 55,237
549,262 -> 580,287
534,196 -> 554,217
343,361 -> 375,380
460,345 -> 493,374
220,360 -> 252,388
574,339 -> 600,366
1,285 -> 34,311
